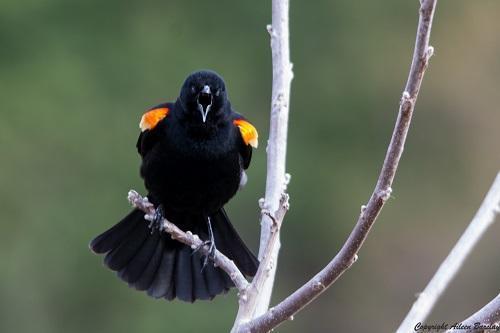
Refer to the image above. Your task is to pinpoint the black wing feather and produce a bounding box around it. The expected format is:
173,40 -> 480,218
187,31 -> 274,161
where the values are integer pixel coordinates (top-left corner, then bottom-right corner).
239,137 -> 252,169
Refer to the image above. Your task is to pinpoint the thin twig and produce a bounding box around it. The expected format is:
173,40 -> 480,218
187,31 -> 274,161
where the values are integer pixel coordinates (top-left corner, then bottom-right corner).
397,173 -> 500,333
447,293 -> 500,333
239,0 -> 438,332
231,0 -> 293,331
127,190 -> 250,293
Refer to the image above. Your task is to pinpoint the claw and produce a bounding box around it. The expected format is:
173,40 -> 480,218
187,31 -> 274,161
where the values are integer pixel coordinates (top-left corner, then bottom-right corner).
192,239 -> 209,255
148,205 -> 165,234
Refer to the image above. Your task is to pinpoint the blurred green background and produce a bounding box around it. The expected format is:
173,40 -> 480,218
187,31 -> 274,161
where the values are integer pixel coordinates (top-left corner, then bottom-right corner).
1,0 -> 499,332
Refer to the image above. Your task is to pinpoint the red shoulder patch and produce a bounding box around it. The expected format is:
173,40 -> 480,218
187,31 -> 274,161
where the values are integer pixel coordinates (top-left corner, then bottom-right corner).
233,119 -> 258,148
139,107 -> 169,132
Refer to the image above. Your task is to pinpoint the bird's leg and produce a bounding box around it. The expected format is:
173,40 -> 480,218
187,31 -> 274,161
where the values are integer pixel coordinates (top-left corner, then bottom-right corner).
201,216 -> 217,270
206,217 -> 216,258
148,204 -> 165,234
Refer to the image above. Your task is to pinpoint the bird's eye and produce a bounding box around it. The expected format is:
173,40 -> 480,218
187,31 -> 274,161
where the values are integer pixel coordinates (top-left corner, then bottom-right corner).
215,89 -> 221,97
191,86 -> 196,93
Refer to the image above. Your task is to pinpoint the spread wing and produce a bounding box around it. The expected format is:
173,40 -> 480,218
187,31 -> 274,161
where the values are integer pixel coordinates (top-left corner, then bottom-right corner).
136,103 -> 171,157
233,116 -> 258,170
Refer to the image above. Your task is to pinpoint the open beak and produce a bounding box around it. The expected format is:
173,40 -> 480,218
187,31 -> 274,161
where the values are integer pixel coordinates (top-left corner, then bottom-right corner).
197,85 -> 213,123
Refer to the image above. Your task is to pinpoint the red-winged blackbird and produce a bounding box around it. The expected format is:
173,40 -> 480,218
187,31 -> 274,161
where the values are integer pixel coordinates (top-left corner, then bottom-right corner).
90,70 -> 259,302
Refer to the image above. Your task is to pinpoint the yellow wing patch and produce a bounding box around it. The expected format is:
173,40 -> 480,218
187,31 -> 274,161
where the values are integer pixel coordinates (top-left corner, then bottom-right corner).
139,107 -> 169,132
233,119 -> 258,148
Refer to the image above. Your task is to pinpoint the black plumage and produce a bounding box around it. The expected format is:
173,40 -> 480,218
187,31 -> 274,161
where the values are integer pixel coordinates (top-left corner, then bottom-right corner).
90,70 -> 259,302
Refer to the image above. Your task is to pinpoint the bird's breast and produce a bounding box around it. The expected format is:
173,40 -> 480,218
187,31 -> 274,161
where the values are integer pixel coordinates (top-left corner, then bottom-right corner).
142,129 -> 242,215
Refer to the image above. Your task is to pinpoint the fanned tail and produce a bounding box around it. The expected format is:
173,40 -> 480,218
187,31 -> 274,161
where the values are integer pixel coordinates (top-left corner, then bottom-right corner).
89,208 -> 242,302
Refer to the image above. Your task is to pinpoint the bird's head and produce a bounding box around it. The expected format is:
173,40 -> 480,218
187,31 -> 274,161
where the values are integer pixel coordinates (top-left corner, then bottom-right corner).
178,70 -> 228,124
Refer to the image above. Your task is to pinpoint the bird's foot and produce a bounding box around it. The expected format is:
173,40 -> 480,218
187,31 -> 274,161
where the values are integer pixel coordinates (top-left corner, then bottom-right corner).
200,217 -> 217,271
148,205 -> 165,234
201,240 -> 216,270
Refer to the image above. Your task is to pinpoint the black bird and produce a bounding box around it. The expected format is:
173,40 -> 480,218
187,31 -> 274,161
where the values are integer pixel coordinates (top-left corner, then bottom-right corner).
90,70 -> 259,302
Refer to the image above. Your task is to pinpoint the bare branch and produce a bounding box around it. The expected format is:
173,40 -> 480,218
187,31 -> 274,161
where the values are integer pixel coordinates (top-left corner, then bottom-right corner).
127,190 -> 250,293
446,293 -> 500,333
239,0 -> 438,331
397,173 -> 500,333
231,0 -> 293,330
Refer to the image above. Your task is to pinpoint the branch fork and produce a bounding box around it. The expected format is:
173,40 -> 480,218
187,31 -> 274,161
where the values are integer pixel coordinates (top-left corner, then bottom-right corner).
397,173 -> 500,333
262,193 -> 290,228
235,0 -> 439,332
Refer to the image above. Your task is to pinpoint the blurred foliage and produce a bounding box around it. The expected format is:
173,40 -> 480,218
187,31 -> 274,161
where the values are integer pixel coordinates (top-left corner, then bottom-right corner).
1,0 -> 499,332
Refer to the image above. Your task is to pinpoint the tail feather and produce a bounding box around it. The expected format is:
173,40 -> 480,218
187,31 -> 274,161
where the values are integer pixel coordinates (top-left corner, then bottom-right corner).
147,247 -> 175,299
89,206 -> 258,302
194,225 -> 232,298
118,231 -> 160,284
174,246 -> 193,302
203,259 -> 229,298
191,252 -> 211,300
134,238 -> 164,291
90,210 -> 142,254
211,208 -> 259,277
104,221 -> 149,271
